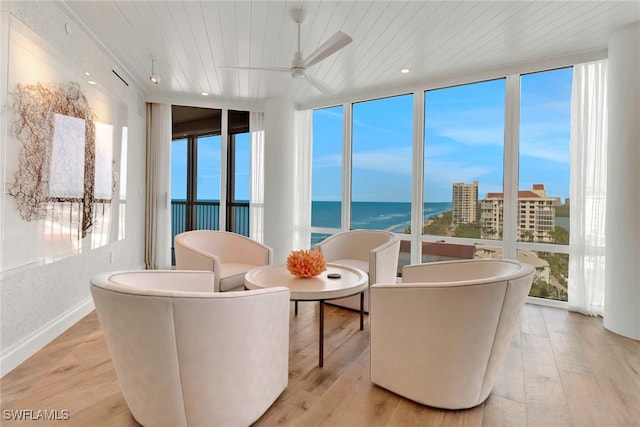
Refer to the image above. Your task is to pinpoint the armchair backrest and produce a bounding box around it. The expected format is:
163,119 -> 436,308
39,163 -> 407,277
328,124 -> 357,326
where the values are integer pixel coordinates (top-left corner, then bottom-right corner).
316,229 -> 398,261
316,229 -> 400,287
370,259 -> 534,409
175,230 -> 272,264
90,270 -> 289,427
402,258 -> 526,283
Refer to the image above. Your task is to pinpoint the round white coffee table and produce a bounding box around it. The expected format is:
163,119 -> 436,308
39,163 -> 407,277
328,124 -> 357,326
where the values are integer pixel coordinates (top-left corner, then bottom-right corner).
245,263 -> 368,367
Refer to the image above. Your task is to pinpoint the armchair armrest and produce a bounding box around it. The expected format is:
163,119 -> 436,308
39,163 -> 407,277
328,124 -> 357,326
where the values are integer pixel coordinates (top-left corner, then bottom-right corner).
369,237 -> 400,284
175,244 -> 219,272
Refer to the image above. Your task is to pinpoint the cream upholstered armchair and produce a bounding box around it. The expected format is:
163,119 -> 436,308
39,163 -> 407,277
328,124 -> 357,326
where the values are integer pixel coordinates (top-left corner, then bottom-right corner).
370,259 -> 535,410
315,229 -> 400,312
174,230 -> 272,292
90,270 -> 290,427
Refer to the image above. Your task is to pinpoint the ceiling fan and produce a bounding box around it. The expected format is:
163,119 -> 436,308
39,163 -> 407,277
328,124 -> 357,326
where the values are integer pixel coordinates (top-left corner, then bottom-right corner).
222,8 -> 352,94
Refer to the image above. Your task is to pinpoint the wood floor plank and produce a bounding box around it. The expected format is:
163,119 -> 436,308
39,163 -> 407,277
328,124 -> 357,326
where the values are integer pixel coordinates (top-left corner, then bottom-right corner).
570,315 -> 640,426
288,348 -> 390,427
388,398 -> 484,427
521,332 -> 574,426
519,304 -> 548,337
491,322 -> 526,403
481,394 -> 527,427
543,307 -> 594,377
559,369 -> 618,427
321,352 -> 401,427
2,304 -> 639,427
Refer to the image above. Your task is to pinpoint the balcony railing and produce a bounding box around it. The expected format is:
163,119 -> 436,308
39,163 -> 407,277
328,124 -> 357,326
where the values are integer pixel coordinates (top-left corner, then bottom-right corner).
171,200 -> 250,248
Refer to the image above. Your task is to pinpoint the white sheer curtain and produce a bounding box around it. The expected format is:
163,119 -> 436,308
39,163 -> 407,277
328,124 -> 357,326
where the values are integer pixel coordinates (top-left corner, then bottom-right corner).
249,111 -> 265,243
568,60 -> 608,316
293,109 -> 312,249
144,103 -> 172,269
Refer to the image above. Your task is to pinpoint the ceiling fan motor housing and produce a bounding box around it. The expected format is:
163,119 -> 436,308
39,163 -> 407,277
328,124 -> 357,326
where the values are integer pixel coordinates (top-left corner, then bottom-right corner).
291,52 -> 306,79
291,68 -> 306,79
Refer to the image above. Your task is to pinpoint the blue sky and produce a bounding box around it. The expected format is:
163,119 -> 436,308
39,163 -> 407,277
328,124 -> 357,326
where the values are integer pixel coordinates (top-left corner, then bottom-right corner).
172,67 -> 572,204
312,67 -> 572,203
171,133 -> 250,201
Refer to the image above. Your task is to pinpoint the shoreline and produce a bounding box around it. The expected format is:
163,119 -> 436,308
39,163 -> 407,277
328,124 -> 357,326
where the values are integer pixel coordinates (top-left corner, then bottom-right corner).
384,211 -> 450,233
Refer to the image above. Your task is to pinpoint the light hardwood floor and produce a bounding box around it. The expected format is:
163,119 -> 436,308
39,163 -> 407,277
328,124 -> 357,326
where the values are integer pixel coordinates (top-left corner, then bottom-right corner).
1,303 -> 639,426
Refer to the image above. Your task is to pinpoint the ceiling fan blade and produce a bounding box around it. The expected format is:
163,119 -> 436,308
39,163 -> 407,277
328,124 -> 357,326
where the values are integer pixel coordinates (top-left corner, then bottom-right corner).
303,31 -> 352,68
219,66 -> 290,73
306,75 -> 333,95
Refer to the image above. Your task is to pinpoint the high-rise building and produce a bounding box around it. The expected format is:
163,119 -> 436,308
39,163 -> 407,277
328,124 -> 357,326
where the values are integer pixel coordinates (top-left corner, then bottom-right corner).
480,184 -> 557,242
452,181 -> 478,224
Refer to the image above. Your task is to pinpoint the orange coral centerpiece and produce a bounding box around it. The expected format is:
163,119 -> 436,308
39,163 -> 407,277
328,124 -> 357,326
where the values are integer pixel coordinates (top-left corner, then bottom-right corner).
286,249 -> 327,278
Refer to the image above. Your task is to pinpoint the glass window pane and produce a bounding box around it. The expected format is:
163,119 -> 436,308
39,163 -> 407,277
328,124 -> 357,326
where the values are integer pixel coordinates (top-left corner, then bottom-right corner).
234,132 -> 250,202
171,138 -> 187,200
312,106 -> 343,229
352,94 -> 413,233
171,138 -> 188,257
196,135 -> 221,231
311,232 -> 332,248
196,135 -> 221,201
398,239 -> 412,277
518,249 -> 569,301
424,79 -> 506,240
232,132 -> 250,236
421,241 -> 477,263
519,68 -> 572,245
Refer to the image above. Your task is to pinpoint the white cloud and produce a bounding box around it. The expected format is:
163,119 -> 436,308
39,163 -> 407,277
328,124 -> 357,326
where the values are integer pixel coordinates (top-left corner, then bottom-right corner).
423,143 -> 456,157
315,108 -> 342,121
352,146 -> 413,175
313,154 -> 342,169
520,121 -> 570,164
437,125 -> 504,147
426,105 -> 505,147
424,160 -> 495,186
520,137 -> 569,164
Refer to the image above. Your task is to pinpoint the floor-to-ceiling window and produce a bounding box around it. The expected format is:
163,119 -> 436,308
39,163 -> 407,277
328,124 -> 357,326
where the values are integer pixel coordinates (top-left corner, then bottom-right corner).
171,132 -> 222,239
517,67 -> 572,301
227,110 -> 250,236
423,79 -> 506,266
351,94 -> 413,236
311,105 -> 343,246
171,137 -> 188,241
194,134 -> 222,230
351,94 -> 413,274
310,65 -> 574,302
170,106 -> 223,245
170,106 -> 251,263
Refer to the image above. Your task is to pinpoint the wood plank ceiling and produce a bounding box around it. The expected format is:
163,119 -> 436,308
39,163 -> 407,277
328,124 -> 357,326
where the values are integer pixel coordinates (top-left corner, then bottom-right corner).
59,1 -> 640,107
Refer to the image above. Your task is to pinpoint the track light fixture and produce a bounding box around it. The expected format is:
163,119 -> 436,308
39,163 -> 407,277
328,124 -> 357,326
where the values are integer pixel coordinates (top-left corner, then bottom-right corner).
149,59 -> 161,84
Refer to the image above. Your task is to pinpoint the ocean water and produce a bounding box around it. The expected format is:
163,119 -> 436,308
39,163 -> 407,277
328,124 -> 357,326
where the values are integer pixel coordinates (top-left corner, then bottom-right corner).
311,201 -> 452,232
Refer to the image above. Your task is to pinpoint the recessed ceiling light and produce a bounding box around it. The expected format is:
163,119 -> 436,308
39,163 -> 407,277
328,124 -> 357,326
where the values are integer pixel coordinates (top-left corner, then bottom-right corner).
88,80 -> 97,85
85,71 -> 91,76
201,92 -> 209,96
401,68 -> 410,74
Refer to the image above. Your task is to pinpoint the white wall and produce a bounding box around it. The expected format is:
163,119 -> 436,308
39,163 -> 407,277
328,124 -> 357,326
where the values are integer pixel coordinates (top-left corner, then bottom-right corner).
604,22 -> 640,340
263,97 -> 296,263
0,1 -> 146,375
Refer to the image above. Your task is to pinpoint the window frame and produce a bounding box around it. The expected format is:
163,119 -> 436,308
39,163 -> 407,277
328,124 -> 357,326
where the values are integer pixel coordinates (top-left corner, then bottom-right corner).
308,58 -> 585,306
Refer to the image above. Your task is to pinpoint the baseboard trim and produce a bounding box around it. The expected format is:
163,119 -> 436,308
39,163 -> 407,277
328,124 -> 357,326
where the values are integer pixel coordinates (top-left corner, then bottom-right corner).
0,297 -> 95,377
526,295 -> 568,309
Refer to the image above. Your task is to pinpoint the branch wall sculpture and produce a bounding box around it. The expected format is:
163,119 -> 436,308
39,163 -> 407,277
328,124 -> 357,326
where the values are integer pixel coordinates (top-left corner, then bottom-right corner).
7,81 -> 97,236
